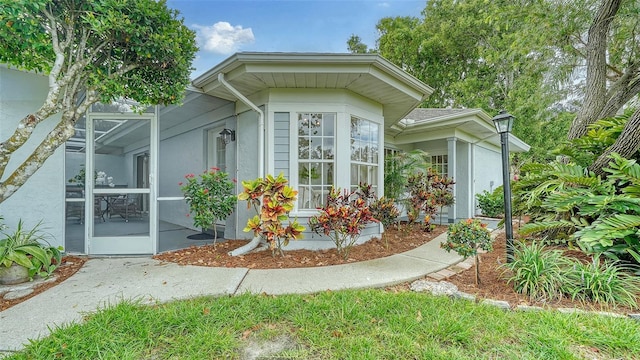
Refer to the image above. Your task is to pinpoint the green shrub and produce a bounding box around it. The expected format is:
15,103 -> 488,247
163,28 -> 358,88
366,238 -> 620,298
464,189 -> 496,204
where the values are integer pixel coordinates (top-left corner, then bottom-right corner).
502,242 -> 570,302
441,218 -> 493,285
563,257 -> 640,309
180,168 -> 236,245
475,187 -> 504,218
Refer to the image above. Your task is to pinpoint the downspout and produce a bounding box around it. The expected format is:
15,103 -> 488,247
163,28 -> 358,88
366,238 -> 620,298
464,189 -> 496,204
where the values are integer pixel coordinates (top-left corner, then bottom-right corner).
217,73 -> 266,256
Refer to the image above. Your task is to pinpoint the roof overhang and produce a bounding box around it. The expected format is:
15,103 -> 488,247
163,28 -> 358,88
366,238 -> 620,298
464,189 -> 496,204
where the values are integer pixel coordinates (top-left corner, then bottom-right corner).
390,108 -> 531,152
191,52 -> 434,127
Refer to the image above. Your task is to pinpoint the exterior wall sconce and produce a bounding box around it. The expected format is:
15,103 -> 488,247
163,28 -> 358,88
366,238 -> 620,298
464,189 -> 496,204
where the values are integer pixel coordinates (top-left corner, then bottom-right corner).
219,128 -> 235,145
491,110 -> 515,263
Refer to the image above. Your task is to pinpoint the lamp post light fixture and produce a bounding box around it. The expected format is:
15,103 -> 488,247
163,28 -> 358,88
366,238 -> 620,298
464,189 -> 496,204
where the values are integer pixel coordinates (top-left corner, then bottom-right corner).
219,128 -> 236,145
492,110 -> 515,262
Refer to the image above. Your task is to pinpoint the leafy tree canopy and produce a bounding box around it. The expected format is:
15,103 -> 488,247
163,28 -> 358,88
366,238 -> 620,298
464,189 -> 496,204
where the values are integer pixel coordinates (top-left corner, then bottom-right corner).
0,0 -> 198,202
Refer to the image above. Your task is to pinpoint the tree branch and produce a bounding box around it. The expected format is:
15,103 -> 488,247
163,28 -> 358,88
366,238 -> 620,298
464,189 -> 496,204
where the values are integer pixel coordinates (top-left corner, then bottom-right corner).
589,107 -> 640,175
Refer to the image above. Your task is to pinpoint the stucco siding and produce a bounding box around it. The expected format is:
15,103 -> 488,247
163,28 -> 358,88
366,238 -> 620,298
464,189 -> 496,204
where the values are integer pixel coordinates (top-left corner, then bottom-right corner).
0,67 -> 65,249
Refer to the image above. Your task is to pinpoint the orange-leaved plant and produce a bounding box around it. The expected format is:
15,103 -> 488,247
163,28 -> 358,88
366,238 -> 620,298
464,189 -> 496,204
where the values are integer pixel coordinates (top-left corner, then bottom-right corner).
309,186 -> 378,260
237,173 -> 305,256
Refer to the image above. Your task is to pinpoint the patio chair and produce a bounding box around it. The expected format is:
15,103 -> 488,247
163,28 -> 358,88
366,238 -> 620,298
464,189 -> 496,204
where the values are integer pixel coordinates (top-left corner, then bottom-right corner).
109,194 -> 140,222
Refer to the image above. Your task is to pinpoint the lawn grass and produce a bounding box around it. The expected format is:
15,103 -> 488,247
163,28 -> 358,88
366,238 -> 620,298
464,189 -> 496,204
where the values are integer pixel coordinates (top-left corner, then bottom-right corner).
6,290 -> 640,359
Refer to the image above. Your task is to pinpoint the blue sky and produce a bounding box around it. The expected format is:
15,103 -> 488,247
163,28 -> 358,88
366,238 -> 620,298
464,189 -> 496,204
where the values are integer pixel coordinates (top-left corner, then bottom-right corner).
166,0 -> 425,77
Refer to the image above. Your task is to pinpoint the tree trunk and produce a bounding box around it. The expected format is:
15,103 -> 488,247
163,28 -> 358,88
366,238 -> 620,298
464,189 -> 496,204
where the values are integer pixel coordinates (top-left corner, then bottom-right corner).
0,115 -> 76,203
589,108 -> 640,176
567,0 -> 622,140
474,255 -> 480,286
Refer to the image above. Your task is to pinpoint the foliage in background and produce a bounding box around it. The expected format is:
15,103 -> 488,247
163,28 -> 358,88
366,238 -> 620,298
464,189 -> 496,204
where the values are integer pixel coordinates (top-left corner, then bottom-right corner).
238,173 -> 305,256
383,149 -> 431,200
554,109 -> 640,168
0,220 -> 63,279
475,187 -> 504,218
441,218 -> 492,285
0,0 -> 197,203
309,187 -> 378,260
180,168 -> 236,245
515,153 -> 640,264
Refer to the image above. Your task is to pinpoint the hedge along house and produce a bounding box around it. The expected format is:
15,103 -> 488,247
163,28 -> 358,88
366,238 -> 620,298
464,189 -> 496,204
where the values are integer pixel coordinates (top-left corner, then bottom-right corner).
1,53 -> 528,255
387,108 -> 530,222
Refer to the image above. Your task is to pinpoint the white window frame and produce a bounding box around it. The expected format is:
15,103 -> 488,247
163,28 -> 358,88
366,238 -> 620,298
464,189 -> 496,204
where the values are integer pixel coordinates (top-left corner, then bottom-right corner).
350,116 -> 380,193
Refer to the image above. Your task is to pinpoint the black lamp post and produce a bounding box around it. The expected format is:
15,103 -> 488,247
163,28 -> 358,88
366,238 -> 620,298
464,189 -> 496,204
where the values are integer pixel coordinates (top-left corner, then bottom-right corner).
491,110 -> 515,262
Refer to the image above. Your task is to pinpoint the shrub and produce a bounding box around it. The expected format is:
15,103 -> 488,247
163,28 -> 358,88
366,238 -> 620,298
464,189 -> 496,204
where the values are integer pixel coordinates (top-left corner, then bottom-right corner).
238,173 -> 305,256
180,168 -> 236,245
562,257 -> 640,309
405,170 -> 454,231
501,242 -> 569,302
441,218 -> 493,285
309,187 -> 378,260
475,187 -> 504,218
369,196 -> 400,230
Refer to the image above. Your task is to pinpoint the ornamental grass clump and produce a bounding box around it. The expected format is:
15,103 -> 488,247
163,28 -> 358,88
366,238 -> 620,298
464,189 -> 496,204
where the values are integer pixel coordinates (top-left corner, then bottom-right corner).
309,187 -> 378,260
563,257 -> 640,309
180,168 -> 236,245
501,241 -> 570,302
238,173 -> 305,256
441,218 -> 493,285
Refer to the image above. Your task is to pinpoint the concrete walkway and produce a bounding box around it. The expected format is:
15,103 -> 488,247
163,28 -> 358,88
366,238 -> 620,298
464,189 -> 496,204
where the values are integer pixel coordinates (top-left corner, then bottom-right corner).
0,232 -> 461,353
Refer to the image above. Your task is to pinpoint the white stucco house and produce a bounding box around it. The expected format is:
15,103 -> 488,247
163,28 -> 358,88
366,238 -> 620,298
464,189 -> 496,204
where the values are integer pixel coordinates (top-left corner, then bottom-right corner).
0,52 -> 529,255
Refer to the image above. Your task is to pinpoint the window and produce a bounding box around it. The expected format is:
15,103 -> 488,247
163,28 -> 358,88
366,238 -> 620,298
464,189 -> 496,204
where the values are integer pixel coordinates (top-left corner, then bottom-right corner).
207,128 -> 226,172
430,155 -> 448,175
350,116 -> 379,193
297,113 -> 335,209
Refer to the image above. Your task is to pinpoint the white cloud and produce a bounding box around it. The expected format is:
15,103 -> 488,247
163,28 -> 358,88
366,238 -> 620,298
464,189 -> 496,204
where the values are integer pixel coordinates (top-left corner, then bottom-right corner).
377,2 -> 390,7
193,22 -> 255,54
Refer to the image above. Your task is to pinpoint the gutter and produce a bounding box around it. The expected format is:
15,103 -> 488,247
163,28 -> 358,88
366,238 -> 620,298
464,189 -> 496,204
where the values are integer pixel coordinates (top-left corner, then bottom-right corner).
216,73 -> 266,256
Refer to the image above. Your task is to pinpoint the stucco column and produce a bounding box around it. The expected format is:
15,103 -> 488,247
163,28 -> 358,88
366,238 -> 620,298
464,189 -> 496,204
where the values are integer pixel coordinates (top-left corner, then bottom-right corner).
447,137 -> 457,223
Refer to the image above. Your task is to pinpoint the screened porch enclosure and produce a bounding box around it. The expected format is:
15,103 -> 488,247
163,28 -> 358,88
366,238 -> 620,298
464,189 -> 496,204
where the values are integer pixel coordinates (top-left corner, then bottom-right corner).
64,93 -> 234,255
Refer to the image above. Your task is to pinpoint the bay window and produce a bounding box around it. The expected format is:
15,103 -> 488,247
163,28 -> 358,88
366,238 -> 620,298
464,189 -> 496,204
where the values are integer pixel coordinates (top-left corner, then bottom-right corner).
297,113 -> 335,209
350,116 -> 379,193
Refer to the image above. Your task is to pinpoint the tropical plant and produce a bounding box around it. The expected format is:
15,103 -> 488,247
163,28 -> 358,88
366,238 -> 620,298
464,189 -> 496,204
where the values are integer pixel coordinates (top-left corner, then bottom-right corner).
0,0 -> 198,203
0,220 -> 63,281
238,173 -> 305,256
475,187 -> 504,218
383,149 -> 431,200
433,174 -> 455,225
517,153 -> 640,264
180,168 -> 236,245
405,170 -> 454,231
441,218 -> 492,285
369,197 -> 400,230
309,187 -> 378,260
502,242 -> 569,302
562,257 -> 640,309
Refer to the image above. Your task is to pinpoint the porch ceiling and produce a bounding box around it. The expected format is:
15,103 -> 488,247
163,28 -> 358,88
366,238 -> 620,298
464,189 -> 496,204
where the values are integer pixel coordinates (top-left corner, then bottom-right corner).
192,53 -> 433,128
